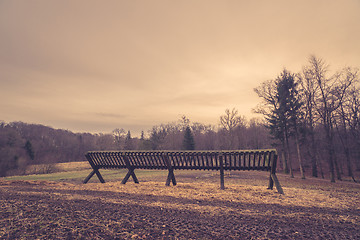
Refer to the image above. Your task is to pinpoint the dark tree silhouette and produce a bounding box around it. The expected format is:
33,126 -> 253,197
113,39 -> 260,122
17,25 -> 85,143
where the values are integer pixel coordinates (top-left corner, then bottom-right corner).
183,126 -> 195,150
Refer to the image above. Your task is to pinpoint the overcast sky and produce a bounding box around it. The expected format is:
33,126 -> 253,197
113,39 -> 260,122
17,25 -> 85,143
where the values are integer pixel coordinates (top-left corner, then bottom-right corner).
1,0 -> 360,136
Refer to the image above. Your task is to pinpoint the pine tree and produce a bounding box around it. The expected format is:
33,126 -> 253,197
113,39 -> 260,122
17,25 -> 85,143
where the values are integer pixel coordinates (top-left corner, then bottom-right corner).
124,130 -> 133,150
276,69 -> 305,179
24,140 -> 35,160
183,126 -> 195,150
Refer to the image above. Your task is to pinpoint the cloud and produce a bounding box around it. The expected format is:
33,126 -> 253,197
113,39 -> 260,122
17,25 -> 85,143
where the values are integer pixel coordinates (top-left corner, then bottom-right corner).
0,0 -> 359,134
92,112 -> 127,119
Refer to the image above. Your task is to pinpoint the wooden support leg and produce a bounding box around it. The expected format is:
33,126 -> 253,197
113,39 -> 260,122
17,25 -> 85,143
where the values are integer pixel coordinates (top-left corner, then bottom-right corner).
95,169 -> 105,183
83,170 -> 96,184
270,173 -> 284,194
166,168 -> 176,186
84,169 -> 105,183
220,168 -> 225,190
267,172 -> 274,190
122,168 -> 139,184
219,155 -> 225,190
131,170 -> 139,184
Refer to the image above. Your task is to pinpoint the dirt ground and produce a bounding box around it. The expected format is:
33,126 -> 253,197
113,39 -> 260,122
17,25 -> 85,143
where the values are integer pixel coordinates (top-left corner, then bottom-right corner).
1,171 -> 360,239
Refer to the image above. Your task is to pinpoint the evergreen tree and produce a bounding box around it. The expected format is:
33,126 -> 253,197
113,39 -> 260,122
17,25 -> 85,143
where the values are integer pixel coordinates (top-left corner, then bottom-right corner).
138,130 -> 152,150
124,130 -> 133,150
276,69 -> 305,178
24,140 -> 35,160
255,69 -> 304,177
183,126 -> 195,150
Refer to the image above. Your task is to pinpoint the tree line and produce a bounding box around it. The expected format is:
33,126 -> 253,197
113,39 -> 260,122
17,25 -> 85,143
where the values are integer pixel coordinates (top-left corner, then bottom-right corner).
1,55 -> 358,182
254,55 -> 359,182
0,114 -> 270,177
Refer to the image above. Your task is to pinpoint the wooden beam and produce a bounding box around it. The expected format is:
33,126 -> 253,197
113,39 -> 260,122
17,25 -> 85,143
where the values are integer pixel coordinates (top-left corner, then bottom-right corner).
83,169 -> 96,184
219,154 -> 225,190
270,173 -> 284,194
84,169 -> 105,183
121,168 -> 139,184
166,168 -> 177,186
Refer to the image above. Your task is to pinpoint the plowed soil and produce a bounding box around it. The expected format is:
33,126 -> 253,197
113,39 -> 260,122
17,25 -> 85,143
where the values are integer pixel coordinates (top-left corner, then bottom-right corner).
1,171 -> 360,239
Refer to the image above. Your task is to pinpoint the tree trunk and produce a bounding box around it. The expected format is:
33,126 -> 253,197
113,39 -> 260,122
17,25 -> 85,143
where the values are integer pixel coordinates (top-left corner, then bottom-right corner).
344,147 -> 356,182
324,123 -> 336,182
294,130 -> 305,179
328,147 -> 336,183
338,106 -> 356,182
284,131 -> 294,178
317,151 -> 325,179
356,142 -> 360,171
329,121 -> 342,181
333,152 -> 342,181
309,118 -> 318,177
281,141 -> 289,174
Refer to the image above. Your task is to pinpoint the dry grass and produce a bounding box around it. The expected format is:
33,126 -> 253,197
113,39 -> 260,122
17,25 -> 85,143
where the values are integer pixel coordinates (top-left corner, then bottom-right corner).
1,170 -> 359,239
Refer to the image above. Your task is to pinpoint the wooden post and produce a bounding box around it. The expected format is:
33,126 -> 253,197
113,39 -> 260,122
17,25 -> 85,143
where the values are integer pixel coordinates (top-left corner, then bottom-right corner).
122,155 -> 139,184
268,152 -> 275,189
164,154 -> 176,186
219,154 -> 225,190
84,153 -> 106,183
121,167 -> 139,184
268,152 -> 284,194
271,173 -> 284,194
166,168 -> 177,186
83,170 -> 96,183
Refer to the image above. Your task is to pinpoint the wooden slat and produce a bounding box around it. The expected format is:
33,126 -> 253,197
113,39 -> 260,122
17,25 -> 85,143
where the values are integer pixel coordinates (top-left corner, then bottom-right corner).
200,153 -> 205,168
172,152 -> 179,168
134,152 -> 143,167
118,153 -> 127,167
157,152 -> 166,168
95,152 -> 105,167
194,153 -> 200,169
86,153 -> 96,167
215,153 -> 219,169
144,152 -> 153,169
204,153 -> 210,169
104,152 -> 113,167
208,153 -> 213,169
242,152 -> 246,169
183,152 -> 189,168
140,152 -> 149,167
236,152 -> 241,169
108,152 -> 116,168
256,152 -> 261,169
92,152 -> 101,166
154,152 -> 162,168
252,152 -> 257,169
223,153 -> 229,170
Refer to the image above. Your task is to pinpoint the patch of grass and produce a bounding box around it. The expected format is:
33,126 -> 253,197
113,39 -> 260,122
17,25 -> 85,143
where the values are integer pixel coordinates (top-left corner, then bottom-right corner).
2,169 -> 169,183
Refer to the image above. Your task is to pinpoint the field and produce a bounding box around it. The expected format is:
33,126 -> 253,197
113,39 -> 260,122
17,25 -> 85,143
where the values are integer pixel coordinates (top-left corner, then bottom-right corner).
1,162 -> 360,239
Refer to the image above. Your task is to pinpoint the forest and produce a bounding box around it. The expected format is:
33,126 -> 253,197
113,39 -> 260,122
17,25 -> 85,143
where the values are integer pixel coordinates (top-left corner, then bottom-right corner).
1,56 -> 359,182
0,115 -> 270,177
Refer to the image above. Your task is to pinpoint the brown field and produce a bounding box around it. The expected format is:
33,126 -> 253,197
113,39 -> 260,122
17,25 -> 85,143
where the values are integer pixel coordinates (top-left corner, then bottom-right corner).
1,169 -> 360,239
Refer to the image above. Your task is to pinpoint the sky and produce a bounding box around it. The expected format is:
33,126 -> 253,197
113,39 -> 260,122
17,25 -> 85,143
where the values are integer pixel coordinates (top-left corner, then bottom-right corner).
1,0 -> 360,136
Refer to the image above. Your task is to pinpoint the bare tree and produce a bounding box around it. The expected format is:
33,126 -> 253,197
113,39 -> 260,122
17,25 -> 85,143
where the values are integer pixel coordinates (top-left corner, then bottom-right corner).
300,65 -> 321,178
333,67 -> 359,182
112,128 -> 126,150
306,56 -> 356,182
348,87 -> 360,171
220,108 -> 242,149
